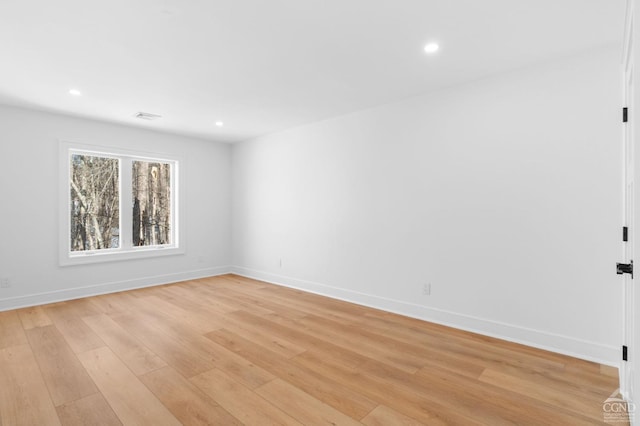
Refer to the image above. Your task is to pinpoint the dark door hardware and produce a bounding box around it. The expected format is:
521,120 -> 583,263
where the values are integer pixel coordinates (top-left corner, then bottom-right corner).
617,260 -> 633,278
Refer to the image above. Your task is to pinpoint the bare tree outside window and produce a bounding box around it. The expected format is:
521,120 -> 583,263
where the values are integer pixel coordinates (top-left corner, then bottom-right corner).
70,154 -> 120,251
132,161 -> 171,246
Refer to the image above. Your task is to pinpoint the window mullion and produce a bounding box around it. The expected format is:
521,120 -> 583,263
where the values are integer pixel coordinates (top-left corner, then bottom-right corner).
121,157 -> 133,250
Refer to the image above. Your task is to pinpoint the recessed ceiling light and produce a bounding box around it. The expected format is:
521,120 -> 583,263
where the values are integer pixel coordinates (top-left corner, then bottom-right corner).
424,42 -> 440,54
215,121 -> 224,127
68,89 -> 82,96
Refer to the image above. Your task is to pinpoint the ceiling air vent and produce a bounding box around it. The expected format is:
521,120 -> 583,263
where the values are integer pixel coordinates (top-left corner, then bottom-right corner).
135,112 -> 162,120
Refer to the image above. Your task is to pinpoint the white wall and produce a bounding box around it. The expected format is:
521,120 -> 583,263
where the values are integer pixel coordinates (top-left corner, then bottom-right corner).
0,105 -> 231,309
231,46 -> 623,365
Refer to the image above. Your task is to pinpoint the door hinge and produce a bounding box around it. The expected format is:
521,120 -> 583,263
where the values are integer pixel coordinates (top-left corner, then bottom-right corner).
624,107 -> 629,123
623,345 -> 628,361
623,226 -> 628,242
617,260 -> 633,278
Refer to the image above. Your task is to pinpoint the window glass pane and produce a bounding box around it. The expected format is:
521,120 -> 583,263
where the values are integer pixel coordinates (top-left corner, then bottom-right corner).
70,154 -> 120,251
132,161 -> 171,246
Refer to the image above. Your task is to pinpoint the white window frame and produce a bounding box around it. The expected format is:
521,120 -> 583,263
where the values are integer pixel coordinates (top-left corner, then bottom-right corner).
59,141 -> 184,266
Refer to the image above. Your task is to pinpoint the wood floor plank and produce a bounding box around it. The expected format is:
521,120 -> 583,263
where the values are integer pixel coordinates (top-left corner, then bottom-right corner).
255,378 -> 362,425
0,344 -> 61,426
363,308 -> 572,369
63,298 -> 102,318
600,364 -> 619,378
307,309 -> 491,379
138,295 -> 222,334
140,366 -> 242,425
294,314 -> 428,373
0,310 -> 28,349
110,311 -> 215,378
44,303 -> 105,354
401,323 -> 608,395
362,405 -> 424,426
113,306 -> 275,388
88,292 -> 138,315
17,306 -> 53,330
56,393 -> 122,426
254,283 -> 367,323
191,368 -> 302,426
191,286 -> 277,316
207,281 -> 310,321
82,313 -> 166,376
159,282 -> 239,314
216,315 -> 307,359
480,359 -> 617,404
209,275 -> 269,290
171,330 -> 276,389
155,285 -> 237,316
478,368 -> 605,420
25,325 -> 98,406
291,350 -> 480,425
133,298 -> 276,386
206,327 -> 380,420
77,346 -> 181,426
297,347 -> 599,426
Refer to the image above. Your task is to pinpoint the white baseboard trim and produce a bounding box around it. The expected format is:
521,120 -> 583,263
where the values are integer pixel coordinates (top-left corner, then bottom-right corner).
230,266 -> 619,367
0,266 -> 232,312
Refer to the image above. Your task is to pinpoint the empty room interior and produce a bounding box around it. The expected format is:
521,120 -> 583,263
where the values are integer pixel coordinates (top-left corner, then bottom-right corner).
0,0 -> 637,425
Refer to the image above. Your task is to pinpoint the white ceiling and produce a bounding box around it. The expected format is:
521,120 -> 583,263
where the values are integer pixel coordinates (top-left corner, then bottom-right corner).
0,0 -> 625,143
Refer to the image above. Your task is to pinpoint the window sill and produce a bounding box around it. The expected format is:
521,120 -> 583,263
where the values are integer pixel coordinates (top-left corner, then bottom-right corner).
60,246 -> 185,266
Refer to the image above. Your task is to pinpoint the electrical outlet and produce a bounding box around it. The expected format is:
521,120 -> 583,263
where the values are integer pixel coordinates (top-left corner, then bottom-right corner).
0,278 -> 10,288
422,283 -> 431,295
197,256 -> 205,264
279,258 -> 283,268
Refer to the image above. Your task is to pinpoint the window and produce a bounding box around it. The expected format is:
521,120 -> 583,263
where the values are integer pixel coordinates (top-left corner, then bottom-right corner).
70,153 -> 120,252
131,160 -> 172,247
60,142 -> 183,265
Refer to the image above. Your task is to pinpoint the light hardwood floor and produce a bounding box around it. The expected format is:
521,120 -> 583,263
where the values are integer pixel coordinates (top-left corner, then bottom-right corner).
0,274 -> 626,425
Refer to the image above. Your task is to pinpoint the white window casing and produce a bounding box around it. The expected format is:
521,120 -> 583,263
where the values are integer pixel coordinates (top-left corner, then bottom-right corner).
59,141 -> 185,266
